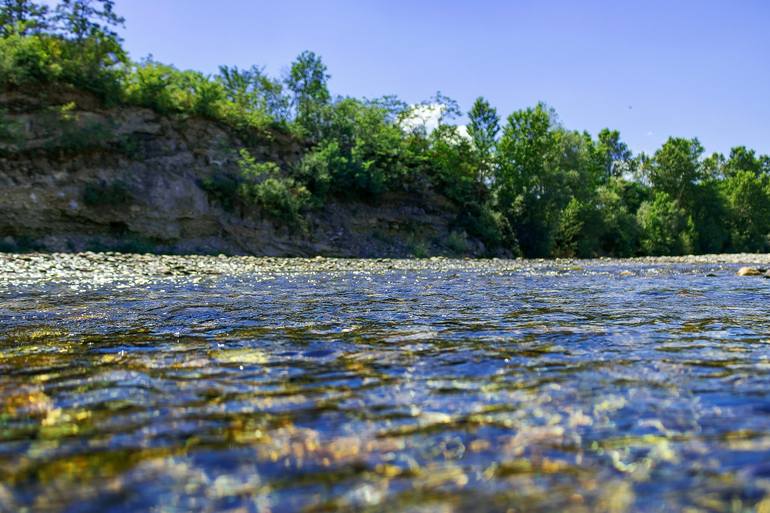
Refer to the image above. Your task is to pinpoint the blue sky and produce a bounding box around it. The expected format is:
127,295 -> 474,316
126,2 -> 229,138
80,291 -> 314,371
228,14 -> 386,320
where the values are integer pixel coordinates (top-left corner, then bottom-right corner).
113,0 -> 769,156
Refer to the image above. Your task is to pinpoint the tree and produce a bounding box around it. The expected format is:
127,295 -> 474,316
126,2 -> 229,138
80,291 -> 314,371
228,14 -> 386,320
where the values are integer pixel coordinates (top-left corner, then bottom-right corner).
467,96 -> 499,182
554,197 -> 602,257
721,170 -> 770,251
286,50 -> 330,139
595,178 -> 642,257
724,146 -> 765,178
495,103 -> 563,256
637,192 -> 694,255
218,65 -> 290,121
0,0 -> 49,36
645,137 -> 704,207
296,97 -> 417,199
701,152 -> 726,180
691,178 -> 729,253
54,0 -> 124,41
596,128 -> 633,180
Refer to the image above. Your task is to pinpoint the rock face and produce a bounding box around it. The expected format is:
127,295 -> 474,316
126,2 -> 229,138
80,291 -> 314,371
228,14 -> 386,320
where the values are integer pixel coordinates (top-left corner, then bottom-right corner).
0,88 -> 488,257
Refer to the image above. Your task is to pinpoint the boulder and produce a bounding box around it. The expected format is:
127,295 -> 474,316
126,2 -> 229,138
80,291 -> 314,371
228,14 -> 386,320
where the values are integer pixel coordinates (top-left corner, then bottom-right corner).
737,266 -> 766,276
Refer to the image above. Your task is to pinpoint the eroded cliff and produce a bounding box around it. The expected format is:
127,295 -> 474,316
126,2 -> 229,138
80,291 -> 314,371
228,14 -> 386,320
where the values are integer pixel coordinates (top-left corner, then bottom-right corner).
0,87 -> 486,257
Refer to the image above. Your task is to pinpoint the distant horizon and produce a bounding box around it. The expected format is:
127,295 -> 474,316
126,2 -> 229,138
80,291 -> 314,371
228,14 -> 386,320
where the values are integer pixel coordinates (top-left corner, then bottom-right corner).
106,0 -> 770,157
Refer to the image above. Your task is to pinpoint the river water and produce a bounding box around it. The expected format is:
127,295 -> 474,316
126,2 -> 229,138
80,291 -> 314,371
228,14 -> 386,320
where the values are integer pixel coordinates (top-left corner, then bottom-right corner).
1,254 -> 770,513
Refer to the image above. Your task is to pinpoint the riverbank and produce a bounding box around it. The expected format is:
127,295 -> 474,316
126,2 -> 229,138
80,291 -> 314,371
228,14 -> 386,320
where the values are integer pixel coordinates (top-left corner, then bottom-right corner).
0,88 -> 491,258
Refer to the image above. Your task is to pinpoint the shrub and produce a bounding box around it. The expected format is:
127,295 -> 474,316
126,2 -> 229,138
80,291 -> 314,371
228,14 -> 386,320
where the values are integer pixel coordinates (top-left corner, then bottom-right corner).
237,150 -> 310,228
0,33 -> 125,102
242,176 -> 309,225
446,230 -> 469,254
0,32 -> 57,86
122,61 -> 187,114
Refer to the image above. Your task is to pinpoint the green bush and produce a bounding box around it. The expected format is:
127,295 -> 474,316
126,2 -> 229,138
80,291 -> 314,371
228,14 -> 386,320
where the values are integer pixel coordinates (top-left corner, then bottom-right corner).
122,60 -> 275,134
241,176 -> 309,225
0,33 -> 125,102
446,230 -> 469,254
122,61 -> 188,114
237,150 -> 310,228
0,32 -> 58,86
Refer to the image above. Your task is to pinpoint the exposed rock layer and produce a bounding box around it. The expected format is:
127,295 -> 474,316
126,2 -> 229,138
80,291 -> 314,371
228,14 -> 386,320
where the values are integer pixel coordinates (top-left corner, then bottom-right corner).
0,87 -> 483,256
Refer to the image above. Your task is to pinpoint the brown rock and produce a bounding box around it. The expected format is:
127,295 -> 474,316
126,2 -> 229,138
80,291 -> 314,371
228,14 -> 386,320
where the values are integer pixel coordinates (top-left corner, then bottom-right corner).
737,267 -> 765,276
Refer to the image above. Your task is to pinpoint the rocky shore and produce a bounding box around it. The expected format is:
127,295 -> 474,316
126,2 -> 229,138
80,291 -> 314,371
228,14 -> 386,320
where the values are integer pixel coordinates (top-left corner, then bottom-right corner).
2,251 -> 770,287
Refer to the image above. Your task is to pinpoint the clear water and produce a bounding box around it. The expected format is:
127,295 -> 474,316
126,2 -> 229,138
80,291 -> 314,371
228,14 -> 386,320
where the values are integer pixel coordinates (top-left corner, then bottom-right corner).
1,256 -> 770,512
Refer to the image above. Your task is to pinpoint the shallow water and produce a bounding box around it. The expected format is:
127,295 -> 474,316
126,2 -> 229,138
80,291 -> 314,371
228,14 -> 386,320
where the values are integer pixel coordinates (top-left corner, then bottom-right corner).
2,254 -> 770,513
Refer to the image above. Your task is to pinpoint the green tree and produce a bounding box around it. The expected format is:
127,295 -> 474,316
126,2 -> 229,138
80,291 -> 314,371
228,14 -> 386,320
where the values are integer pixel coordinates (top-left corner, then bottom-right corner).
286,50 -> 330,139
645,137 -> 704,206
721,170 -> 770,251
54,0 -> 124,41
595,178 -> 643,257
637,192 -> 694,255
554,197 -> 602,257
495,103 -> 558,256
0,0 -> 49,35
467,96 -> 499,182
296,97 -> 418,199
494,104 -> 600,256
724,146 -> 767,178
691,178 -> 729,253
701,152 -> 726,180
218,65 -> 290,121
596,128 -> 633,180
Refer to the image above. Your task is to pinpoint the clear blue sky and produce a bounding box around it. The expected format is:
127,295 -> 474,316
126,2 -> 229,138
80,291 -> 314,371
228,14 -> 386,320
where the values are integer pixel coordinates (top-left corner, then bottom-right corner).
114,0 -> 770,156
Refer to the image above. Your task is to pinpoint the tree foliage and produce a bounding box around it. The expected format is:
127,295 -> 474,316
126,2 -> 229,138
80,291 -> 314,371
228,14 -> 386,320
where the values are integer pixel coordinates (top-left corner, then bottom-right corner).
286,50 -> 329,139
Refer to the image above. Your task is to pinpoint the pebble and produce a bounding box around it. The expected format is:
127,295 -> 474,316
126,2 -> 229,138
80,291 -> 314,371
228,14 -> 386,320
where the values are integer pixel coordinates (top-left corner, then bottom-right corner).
2,253 -> 770,286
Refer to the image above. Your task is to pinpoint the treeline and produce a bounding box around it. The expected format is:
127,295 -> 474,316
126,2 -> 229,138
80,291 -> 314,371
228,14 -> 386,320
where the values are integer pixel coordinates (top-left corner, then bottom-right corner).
2,0 -> 769,257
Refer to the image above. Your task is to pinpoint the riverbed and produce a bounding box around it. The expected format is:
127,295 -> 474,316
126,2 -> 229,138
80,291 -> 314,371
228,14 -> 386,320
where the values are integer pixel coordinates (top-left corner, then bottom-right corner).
1,253 -> 770,512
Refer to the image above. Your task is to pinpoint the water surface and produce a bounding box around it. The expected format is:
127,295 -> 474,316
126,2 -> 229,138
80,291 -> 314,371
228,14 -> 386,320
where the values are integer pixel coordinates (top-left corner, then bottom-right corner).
1,254 -> 770,512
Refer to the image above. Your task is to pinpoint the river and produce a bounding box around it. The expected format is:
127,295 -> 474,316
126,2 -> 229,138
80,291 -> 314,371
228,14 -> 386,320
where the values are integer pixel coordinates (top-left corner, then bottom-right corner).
1,253 -> 770,512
